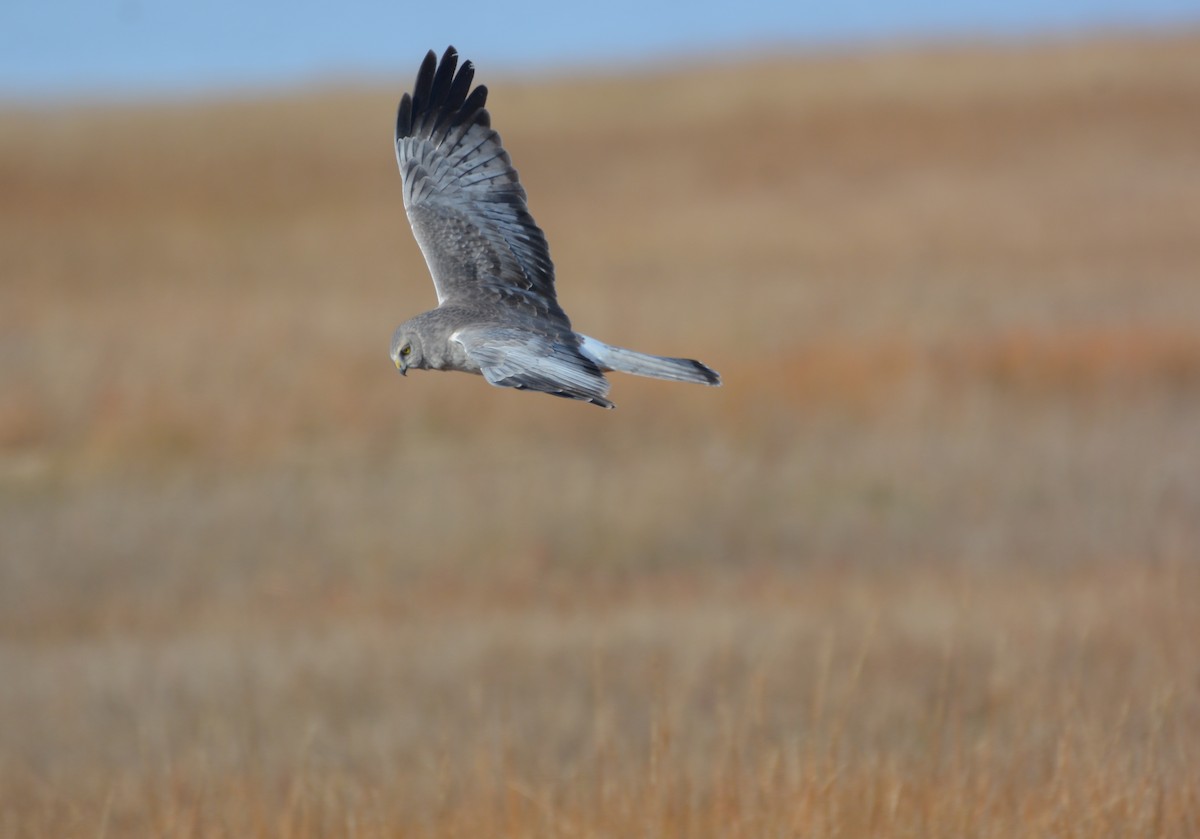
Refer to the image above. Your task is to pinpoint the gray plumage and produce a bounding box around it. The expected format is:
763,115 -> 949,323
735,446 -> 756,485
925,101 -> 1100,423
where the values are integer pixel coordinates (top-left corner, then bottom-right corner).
389,46 -> 721,409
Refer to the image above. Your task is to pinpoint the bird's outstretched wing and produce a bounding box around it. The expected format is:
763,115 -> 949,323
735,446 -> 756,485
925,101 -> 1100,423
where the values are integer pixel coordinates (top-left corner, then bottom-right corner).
395,47 -> 568,326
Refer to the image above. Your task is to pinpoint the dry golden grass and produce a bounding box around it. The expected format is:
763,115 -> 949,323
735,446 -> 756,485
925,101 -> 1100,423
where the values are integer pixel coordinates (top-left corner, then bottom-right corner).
2,31 -> 1200,837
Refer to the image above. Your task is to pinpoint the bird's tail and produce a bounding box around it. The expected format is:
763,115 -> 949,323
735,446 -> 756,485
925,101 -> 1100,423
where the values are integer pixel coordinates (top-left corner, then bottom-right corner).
579,335 -> 721,386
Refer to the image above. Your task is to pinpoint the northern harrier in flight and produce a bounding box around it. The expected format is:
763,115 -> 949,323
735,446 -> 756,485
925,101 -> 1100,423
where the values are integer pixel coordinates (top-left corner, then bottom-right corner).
389,47 -> 720,409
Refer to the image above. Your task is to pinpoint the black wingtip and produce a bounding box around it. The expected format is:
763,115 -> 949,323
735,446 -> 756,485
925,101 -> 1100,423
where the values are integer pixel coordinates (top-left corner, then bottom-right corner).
412,49 -> 438,109
397,46 -> 491,142
453,84 -> 488,127
395,92 -> 413,139
428,47 -> 459,111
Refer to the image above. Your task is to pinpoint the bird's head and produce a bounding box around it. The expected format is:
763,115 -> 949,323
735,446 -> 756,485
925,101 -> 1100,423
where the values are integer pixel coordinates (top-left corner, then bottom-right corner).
389,326 -> 424,376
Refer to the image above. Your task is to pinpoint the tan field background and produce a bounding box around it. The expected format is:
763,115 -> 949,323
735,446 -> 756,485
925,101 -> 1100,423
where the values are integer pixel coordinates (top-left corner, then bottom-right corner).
3,30 -> 1200,837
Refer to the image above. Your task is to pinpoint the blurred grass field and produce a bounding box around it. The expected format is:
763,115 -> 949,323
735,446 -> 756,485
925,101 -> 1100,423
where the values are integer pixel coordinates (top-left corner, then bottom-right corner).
2,31 -> 1200,837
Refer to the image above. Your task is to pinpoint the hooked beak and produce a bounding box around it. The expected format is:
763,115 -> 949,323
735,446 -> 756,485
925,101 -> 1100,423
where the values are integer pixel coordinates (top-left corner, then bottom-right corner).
394,356 -> 408,376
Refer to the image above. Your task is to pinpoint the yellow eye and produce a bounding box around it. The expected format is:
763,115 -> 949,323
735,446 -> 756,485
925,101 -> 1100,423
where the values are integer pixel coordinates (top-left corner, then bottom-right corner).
400,345 -> 412,356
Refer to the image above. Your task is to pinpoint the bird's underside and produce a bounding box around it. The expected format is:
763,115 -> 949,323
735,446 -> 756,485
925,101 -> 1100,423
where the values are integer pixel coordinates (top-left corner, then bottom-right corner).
388,46 -> 721,408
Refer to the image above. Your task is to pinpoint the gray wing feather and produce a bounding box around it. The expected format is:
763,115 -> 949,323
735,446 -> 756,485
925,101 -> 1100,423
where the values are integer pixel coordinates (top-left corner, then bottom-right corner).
453,327 -> 613,408
395,48 -> 568,325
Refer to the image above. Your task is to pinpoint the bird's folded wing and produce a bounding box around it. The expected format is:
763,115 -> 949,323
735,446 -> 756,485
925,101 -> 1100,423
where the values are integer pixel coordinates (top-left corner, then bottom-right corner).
395,47 -> 568,326
452,327 -> 613,408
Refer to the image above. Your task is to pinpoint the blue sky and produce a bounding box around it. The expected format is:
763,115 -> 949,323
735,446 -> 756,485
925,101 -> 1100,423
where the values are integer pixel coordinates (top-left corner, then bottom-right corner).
3,0 -> 1198,101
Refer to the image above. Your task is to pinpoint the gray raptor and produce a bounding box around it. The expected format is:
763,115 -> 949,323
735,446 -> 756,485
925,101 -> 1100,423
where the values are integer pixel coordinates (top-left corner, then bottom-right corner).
389,46 -> 721,409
